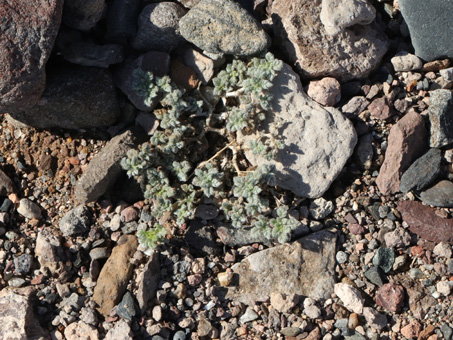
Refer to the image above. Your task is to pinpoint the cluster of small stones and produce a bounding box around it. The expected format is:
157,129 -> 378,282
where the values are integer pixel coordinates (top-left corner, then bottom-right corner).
0,0 -> 452,340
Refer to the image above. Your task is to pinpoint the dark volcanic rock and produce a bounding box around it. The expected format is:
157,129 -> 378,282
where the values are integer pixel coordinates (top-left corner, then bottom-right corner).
8,66 -> 120,130
399,148 -> 442,193
397,200 -> 453,244
399,0 -> 453,61
0,0 -> 63,114
63,0 -> 105,31
420,180 -> 453,207
185,220 -> 221,256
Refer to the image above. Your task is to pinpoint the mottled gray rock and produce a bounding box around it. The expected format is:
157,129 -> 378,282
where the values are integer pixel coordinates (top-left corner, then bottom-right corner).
373,247 -> 394,273
117,291 -> 137,320
105,319 -> 134,340
363,307 -> 387,331
391,51 -> 423,72
320,0 -> 376,36
106,0 -> 141,43
399,0 -> 453,61
136,251 -> 160,314
440,67 -> 453,82
61,41 -> 124,68
74,129 -> 140,204
17,198 -> 42,220
63,0 -> 105,31
226,230 -> 337,305
420,180 -> 453,208
400,148 -> 442,193
132,3 -> 186,52
341,96 -> 369,118
8,66 -> 120,130
364,266 -> 386,287
35,228 -> 65,275
0,287 -> 50,340
0,0 -> 63,114
309,198 -> 334,220
429,89 -> 453,148
115,52 -> 171,112
179,0 -> 270,56
217,225 -> 274,247
59,205 -> 91,237
270,0 -> 388,81
13,254 -> 33,275
238,63 -> 357,198
384,228 -> 411,249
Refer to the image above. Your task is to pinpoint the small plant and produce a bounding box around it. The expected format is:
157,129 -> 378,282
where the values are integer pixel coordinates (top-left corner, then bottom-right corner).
122,53 -> 299,254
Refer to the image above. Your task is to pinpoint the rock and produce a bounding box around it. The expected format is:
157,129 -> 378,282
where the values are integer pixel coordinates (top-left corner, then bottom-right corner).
0,0 -> 63,114
92,235 -> 138,316
185,221 -> 221,256
355,133 -> 373,170
363,307 -> 387,331
239,307 -> 259,324
372,248 -> 394,273
368,97 -> 394,120
420,180 -> 453,207
334,283 -> 364,314
341,96 -> 369,118
384,228 -> 411,249
105,319 -> 133,340
114,51 -> 170,112
303,298 -> 322,319
238,63 -> 357,198
61,41 -> 124,68
440,67 -> 453,82
8,66 -> 120,130
132,3 -> 186,52
320,0 -> 376,36
59,205 -> 91,237
180,47 -> 215,85
306,77 -> 341,106
436,281 -> 452,296
106,0 -> 141,43
441,324 -> 453,340
120,206 -> 139,223
63,0 -> 105,31
217,272 -> 233,286
401,320 -> 422,339
391,51 -> 423,72
397,200 -> 453,244
75,129 -> 142,204
35,228 -> 65,275
309,198 -> 334,220
364,266 -> 386,287
226,230 -> 337,305
89,247 -> 110,261
399,0 -> 453,61
116,291 -> 137,320
179,0 -> 270,56
169,59 -> 200,90
0,170 -> 16,196
400,148 -> 442,193
376,283 -> 405,313
281,327 -> 301,337
433,242 -> 452,258
13,254 -> 33,275
64,321 -> 99,340
197,317 -> 216,337
269,0 -> 388,81
216,225 -> 272,247
376,110 -> 428,195
429,89 -> 453,148
422,59 -> 451,72
17,198 -> 42,220
270,292 -> 299,313
0,287 -> 49,340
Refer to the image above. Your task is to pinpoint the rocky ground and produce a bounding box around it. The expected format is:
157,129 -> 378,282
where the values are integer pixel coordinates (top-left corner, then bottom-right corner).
0,0 -> 452,340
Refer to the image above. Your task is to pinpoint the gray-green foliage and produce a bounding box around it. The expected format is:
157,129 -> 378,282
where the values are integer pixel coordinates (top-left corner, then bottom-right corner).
122,54 -> 299,254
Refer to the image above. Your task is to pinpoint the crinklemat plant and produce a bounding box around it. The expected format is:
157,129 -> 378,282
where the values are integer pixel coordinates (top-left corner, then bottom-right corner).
121,53 -> 299,254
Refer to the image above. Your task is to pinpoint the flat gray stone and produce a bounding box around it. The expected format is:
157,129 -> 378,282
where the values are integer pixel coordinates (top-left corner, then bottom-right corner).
226,230 -> 337,305
238,63 -> 357,198
179,0 -> 270,56
429,89 -> 453,148
8,66 -> 120,130
420,180 -> 453,208
59,205 -> 92,237
400,148 -> 442,193
399,0 -> 453,61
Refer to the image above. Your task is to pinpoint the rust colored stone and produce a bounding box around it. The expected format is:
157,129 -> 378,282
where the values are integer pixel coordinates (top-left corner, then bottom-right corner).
376,283 -> 405,313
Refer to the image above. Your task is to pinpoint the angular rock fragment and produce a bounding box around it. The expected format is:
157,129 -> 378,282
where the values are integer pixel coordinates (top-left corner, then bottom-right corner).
376,283 -> 405,313
397,200 -> 453,244
35,228 -> 65,275
399,148 -> 441,193
420,180 -> 453,208
180,0 -> 270,56
226,230 -> 337,305
59,205 -> 92,237
136,250 -> 160,314
429,89 -> 453,148
238,63 -> 357,198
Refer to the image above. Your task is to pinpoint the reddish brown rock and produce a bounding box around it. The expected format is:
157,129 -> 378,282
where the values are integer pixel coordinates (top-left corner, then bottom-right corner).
0,0 -> 63,114
93,235 -> 138,316
306,77 -> 341,106
369,97 -> 394,120
397,200 -> 453,244
401,320 -> 423,339
376,283 -> 405,313
418,325 -> 435,340
348,223 -> 365,235
376,110 -> 428,195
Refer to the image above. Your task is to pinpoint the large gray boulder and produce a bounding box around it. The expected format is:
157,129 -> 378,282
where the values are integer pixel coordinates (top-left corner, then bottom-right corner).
399,0 -> 453,61
179,0 -> 270,56
226,230 -> 337,305
269,0 -> 388,81
238,63 -> 357,198
0,0 -> 63,114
